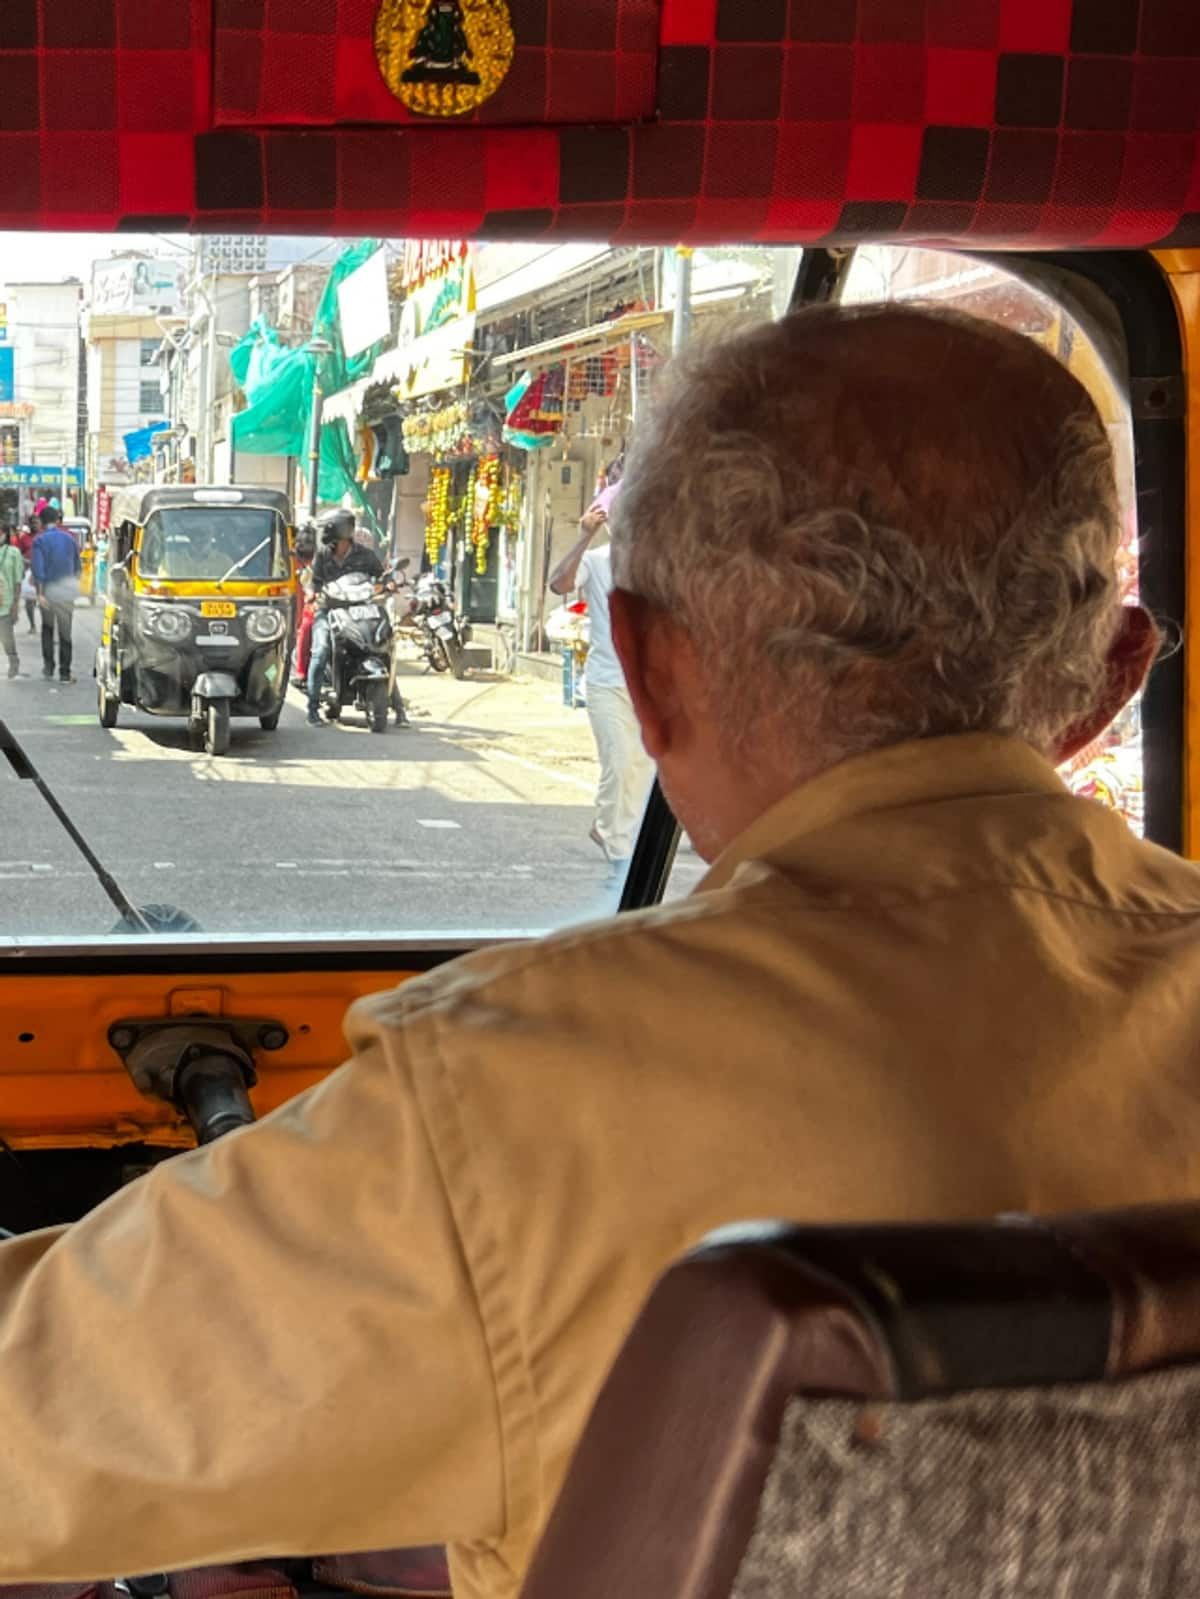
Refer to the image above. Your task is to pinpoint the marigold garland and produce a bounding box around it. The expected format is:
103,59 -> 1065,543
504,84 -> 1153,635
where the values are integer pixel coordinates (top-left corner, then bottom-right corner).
424,465 -> 451,563
471,453 -> 501,573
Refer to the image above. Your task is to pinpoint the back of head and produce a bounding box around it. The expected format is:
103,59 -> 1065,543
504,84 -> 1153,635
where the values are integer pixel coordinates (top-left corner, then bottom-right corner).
613,304 -> 1126,766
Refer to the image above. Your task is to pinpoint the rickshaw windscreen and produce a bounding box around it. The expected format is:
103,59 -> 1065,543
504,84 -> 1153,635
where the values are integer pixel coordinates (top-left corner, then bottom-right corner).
139,508 -> 288,582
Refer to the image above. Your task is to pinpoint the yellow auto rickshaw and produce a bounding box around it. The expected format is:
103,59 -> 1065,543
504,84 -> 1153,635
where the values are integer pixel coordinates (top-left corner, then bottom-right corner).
98,485 -> 296,755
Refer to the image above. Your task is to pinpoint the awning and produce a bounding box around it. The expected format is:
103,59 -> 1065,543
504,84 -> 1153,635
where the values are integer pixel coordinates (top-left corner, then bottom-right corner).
490,309 -> 667,371
474,243 -> 612,315
322,313 -> 477,426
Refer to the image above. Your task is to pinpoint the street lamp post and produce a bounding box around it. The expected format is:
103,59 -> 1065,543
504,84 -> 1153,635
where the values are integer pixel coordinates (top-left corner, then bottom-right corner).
306,338 -> 333,519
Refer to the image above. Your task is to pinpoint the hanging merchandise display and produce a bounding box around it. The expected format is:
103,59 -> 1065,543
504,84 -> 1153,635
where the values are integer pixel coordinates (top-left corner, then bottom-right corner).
566,352 -> 619,407
425,465 -> 452,564
502,367 -> 564,450
402,399 -> 468,455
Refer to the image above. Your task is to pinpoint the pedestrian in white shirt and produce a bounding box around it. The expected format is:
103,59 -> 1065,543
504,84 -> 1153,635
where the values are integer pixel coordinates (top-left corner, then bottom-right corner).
550,476 -> 653,864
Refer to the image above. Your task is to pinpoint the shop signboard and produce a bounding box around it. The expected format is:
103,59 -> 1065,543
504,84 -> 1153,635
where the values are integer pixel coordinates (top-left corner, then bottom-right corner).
0,302 -> 8,341
391,313 -> 476,403
0,465 -> 83,486
400,255 -> 472,343
96,486 -> 112,531
0,348 -> 13,403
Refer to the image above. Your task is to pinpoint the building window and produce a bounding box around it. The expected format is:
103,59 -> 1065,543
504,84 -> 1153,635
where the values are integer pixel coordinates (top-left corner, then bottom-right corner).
140,338 -> 159,367
139,379 -> 162,414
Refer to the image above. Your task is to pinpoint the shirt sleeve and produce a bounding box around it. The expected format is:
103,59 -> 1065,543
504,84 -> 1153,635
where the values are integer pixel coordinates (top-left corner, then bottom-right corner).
575,550 -> 595,604
30,541 -> 43,586
0,1035 -> 506,1580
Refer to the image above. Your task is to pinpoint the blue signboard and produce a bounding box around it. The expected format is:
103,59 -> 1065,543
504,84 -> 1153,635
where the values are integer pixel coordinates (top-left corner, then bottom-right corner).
0,465 -> 83,486
124,420 -> 170,464
0,348 -> 13,403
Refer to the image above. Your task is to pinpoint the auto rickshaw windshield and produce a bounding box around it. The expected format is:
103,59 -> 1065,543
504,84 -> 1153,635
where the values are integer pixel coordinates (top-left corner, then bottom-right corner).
139,507 -> 289,582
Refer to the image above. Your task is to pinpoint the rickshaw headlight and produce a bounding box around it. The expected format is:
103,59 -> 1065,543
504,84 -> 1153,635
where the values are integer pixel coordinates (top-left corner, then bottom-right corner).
245,607 -> 284,643
141,606 -> 191,641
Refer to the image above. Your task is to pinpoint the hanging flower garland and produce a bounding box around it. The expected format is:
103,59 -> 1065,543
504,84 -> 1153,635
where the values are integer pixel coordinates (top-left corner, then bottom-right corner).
499,469 -> 522,534
425,465 -> 451,564
454,462 -> 478,554
471,453 -> 501,573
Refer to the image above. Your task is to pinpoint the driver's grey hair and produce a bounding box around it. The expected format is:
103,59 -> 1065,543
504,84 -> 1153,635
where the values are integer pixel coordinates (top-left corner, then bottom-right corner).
611,303 -> 1132,764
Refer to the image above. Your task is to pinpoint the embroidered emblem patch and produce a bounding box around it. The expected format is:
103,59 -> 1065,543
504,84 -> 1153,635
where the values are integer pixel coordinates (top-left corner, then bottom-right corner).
374,0 -> 515,118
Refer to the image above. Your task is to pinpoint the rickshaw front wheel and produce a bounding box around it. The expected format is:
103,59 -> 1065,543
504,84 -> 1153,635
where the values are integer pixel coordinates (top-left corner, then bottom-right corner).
259,707 -> 281,732
204,700 -> 231,757
97,678 -> 118,729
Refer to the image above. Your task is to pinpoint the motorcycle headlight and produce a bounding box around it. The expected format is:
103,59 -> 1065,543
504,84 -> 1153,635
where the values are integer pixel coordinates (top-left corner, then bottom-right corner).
141,606 -> 191,641
245,607 -> 285,642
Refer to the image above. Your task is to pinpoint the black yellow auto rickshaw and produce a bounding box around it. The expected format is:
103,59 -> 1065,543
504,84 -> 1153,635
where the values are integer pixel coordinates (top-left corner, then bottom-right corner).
97,486 -> 296,755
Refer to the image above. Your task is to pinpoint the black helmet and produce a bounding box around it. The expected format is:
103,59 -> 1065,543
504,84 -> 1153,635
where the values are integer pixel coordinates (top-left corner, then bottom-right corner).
318,507 -> 355,546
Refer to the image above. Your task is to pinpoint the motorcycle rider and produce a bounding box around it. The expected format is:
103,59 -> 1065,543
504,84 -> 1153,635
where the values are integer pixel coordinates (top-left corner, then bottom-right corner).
306,508 -> 383,726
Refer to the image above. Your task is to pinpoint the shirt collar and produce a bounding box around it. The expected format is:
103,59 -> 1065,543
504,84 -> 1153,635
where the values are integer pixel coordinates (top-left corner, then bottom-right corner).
699,734 -> 1070,894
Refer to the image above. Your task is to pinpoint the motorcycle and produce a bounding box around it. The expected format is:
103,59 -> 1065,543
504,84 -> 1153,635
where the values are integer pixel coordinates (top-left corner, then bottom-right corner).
409,570 -> 470,679
315,572 -> 394,733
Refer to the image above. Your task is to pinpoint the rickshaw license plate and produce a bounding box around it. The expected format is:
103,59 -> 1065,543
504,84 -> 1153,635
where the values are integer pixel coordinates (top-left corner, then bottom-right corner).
201,602 -> 237,618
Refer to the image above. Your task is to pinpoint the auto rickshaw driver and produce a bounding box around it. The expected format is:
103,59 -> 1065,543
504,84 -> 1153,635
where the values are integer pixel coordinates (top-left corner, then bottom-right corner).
167,525 -> 226,579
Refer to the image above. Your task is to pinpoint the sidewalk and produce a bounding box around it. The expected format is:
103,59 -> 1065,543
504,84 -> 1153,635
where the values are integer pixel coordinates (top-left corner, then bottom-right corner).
393,653 -> 600,789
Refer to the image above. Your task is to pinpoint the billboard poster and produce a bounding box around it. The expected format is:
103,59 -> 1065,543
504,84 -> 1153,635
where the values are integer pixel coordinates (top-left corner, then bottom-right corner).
91,257 -> 183,316
338,247 -> 391,359
0,347 -> 12,403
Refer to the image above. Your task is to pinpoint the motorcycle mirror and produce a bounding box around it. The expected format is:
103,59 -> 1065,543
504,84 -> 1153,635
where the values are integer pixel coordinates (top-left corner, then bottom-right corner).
397,557 -> 411,571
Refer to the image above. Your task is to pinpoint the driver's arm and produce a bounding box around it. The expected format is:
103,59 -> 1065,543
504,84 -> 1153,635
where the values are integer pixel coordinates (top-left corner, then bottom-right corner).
0,1025 -> 505,1578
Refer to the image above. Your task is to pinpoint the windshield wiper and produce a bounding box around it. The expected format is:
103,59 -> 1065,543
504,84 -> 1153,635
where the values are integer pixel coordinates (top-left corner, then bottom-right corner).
0,719 -> 153,933
216,536 -> 271,587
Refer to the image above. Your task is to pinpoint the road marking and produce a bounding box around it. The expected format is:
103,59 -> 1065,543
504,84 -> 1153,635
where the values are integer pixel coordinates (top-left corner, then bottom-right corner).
152,862 -> 175,870
417,818 -> 461,829
276,861 -> 298,869
44,714 -> 96,726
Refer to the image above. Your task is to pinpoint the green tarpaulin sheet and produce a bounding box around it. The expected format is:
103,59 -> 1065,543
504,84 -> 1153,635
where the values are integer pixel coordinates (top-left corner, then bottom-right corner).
229,240 -> 387,531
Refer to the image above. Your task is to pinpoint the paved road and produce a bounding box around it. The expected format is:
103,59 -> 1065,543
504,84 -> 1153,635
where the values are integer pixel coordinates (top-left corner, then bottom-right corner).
0,603 -> 664,945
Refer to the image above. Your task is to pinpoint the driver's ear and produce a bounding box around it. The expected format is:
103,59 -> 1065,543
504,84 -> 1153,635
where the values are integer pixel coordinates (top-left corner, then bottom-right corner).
610,589 -> 686,760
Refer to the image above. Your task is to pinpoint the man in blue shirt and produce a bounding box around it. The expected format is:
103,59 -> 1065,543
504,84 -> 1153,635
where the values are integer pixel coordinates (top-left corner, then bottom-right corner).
30,505 -> 81,683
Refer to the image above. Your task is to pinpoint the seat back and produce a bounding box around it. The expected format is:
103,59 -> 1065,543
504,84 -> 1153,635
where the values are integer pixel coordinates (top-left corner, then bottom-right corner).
519,1206 -> 1200,1599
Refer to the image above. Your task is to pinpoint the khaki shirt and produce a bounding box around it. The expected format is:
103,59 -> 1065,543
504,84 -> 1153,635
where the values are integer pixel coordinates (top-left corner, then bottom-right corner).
3,734 -> 1200,1595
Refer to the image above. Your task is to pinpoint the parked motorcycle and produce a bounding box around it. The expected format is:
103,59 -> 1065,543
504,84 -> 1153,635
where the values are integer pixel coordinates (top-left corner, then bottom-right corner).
315,572 -> 394,733
409,570 -> 470,679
